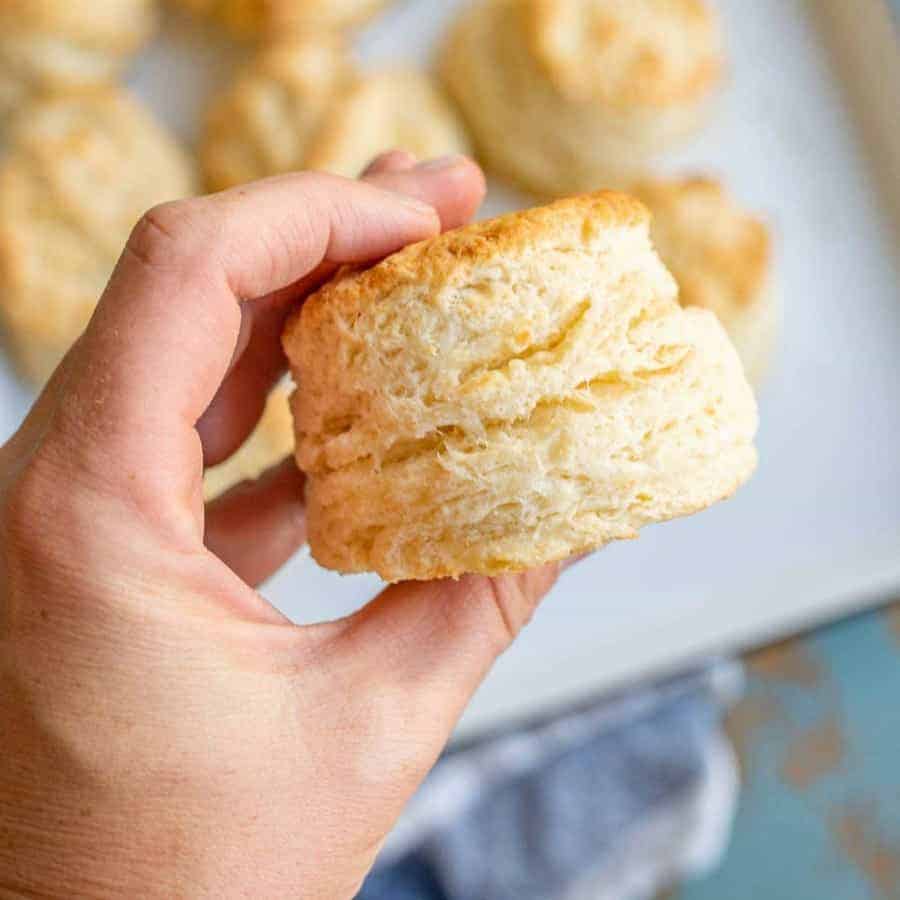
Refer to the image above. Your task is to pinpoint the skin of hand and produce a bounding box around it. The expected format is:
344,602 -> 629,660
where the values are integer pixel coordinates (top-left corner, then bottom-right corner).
0,153 -> 563,899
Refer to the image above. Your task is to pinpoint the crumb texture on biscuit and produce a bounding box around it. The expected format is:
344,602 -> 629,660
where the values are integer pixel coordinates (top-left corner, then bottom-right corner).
0,88 -> 195,384
283,192 -> 758,582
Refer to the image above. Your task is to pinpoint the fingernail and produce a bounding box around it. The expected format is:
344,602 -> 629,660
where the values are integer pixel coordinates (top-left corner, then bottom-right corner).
416,154 -> 468,172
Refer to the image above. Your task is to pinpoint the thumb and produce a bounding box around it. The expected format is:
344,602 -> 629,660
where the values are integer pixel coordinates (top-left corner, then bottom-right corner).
323,565 -> 561,765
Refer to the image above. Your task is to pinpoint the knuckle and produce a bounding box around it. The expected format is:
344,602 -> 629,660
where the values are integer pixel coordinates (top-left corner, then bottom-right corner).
467,570 -> 557,654
1,453 -> 58,564
480,575 -> 527,649
126,200 -> 203,273
442,575 -> 527,656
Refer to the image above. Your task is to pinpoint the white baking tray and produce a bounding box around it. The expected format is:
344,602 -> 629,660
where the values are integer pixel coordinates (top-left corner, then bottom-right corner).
1,0 -> 898,739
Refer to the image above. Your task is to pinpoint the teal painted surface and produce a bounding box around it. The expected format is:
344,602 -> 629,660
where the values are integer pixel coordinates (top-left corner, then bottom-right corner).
678,607 -> 900,900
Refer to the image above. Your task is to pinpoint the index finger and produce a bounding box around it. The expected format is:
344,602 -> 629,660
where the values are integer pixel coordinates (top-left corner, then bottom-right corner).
71,173 -> 442,443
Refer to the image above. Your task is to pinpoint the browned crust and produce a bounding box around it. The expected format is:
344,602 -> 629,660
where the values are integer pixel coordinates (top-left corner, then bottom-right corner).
525,0 -> 724,107
284,190 -> 649,348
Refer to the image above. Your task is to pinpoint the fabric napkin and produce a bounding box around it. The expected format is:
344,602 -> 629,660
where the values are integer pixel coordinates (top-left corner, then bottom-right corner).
359,662 -> 742,900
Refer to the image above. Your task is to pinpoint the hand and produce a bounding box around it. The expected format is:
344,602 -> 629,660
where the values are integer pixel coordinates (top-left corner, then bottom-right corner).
0,154 -> 561,899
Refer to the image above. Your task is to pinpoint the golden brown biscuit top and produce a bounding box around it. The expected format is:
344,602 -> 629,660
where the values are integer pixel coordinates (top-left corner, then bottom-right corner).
285,191 -> 650,344
525,0 -> 723,106
634,177 -> 771,315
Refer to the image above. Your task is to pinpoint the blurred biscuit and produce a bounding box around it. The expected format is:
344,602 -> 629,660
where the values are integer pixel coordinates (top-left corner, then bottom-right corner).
173,0 -> 392,38
0,0 -> 156,117
442,0 -> 724,195
304,70 -> 471,178
202,40 -> 469,190
204,388 -> 295,501
0,88 -> 195,385
633,177 -> 776,384
283,191 -> 758,582
201,36 -> 351,191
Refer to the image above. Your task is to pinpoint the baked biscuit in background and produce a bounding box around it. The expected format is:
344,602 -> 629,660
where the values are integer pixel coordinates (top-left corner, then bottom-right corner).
633,177 -> 776,385
201,40 -> 469,189
303,70 -> 471,178
201,36 -> 351,191
442,0 -> 724,195
283,192 -> 758,582
0,88 -> 195,385
172,0 -> 393,38
204,388 -> 295,501
0,0 -> 157,119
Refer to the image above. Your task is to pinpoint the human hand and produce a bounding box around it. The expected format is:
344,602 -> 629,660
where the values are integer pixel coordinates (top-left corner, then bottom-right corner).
0,153 -> 561,899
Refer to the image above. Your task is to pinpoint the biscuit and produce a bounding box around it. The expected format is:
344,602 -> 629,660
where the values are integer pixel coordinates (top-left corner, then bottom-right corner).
283,192 -> 758,582
0,0 -> 156,118
441,0 -> 724,195
0,89 -> 195,385
173,0 -> 392,38
201,36 -> 351,191
304,70 -> 471,178
204,388 -> 295,501
202,42 -> 470,190
633,177 -> 776,384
